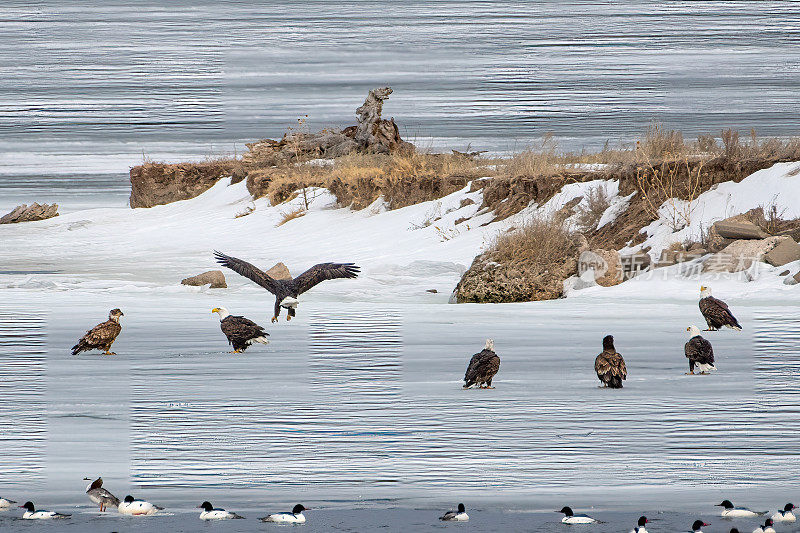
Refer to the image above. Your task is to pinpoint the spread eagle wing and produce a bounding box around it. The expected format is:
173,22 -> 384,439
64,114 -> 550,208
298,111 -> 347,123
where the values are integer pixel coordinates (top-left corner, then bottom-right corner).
685,336 -> 714,365
595,351 -> 627,379
292,262 -> 360,295
214,251 -> 279,294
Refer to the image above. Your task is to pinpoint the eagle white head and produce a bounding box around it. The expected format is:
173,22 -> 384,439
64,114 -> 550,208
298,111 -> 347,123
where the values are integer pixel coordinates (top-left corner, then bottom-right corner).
686,325 -> 702,337
700,285 -> 712,297
211,307 -> 230,320
484,338 -> 495,351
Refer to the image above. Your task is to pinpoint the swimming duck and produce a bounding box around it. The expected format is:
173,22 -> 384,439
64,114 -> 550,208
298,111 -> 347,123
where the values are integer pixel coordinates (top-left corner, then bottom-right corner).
557,506 -> 597,524
717,500 -> 767,518
690,520 -> 709,533
198,501 -> 245,520
19,501 -> 71,519
772,503 -> 796,522
260,503 -> 307,523
753,518 -> 776,533
0,497 -> 17,509
84,476 -> 120,512
118,494 -> 164,516
440,503 -> 469,521
631,515 -> 648,533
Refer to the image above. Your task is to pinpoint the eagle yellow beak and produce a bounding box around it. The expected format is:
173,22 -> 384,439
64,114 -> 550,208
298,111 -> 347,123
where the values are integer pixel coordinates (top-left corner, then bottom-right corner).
700,285 -> 707,291
686,327 -> 691,331
211,308 -> 219,313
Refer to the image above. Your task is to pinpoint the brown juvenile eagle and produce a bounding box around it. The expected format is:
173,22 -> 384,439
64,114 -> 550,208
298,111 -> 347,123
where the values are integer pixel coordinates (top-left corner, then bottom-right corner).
71,309 -> 124,355
212,307 -> 269,353
214,251 -> 360,322
684,325 -> 716,374
699,285 -> 742,331
463,339 -> 500,389
595,334 -> 627,388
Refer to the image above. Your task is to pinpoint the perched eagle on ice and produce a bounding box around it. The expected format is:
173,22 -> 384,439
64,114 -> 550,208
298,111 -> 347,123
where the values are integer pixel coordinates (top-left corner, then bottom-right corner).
71,309 -> 124,355
213,251 -> 360,322
684,325 -> 716,374
699,286 -> 742,331
212,307 -> 269,353
595,335 -> 626,388
463,339 -> 500,389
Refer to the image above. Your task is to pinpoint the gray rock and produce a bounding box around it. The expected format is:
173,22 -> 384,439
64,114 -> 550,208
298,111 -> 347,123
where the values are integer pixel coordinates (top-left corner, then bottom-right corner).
783,272 -> 799,286
712,219 -> 769,240
563,269 -> 598,295
181,270 -> 227,288
764,237 -> 800,267
703,236 -> 788,273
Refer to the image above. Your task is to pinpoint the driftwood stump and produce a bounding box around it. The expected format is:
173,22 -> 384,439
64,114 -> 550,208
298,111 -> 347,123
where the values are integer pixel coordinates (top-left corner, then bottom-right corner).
0,203 -> 59,224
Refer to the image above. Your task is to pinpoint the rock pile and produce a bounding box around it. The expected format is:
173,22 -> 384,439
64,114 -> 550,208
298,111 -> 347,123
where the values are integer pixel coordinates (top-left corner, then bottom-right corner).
0,203 -> 59,224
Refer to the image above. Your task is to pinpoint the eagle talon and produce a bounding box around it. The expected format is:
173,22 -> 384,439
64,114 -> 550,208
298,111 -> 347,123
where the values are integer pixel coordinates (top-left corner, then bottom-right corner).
286,315 -> 292,321
271,316 -> 278,323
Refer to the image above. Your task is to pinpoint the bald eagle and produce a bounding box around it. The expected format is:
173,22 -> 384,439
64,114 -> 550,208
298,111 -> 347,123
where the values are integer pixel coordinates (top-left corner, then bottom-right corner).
71,309 -> 124,355
212,307 -> 269,353
595,335 -> 626,388
213,251 -> 360,322
463,339 -> 500,389
699,286 -> 742,331
685,325 -> 716,374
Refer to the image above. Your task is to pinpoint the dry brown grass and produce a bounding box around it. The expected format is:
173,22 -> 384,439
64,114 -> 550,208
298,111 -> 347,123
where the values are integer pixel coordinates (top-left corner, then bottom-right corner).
491,215 -> 576,268
575,184 -> 612,232
276,208 -> 306,227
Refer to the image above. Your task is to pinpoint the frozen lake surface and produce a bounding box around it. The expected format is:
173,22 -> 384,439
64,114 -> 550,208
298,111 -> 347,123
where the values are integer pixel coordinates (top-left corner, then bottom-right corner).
1,289 -> 799,532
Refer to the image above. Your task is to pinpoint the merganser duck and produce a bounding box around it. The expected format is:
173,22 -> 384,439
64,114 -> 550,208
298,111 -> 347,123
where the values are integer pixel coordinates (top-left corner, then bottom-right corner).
440,503 -> 469,521
0,497 -> 17,509
557,506 -> 597,524
717,500 -> 767,518
84,476 -> 120,512
118,494 -> 164,516
198,501 -> 245,520
19,501 -> 71,519
689,520 -> 709,533
772,503 -> 796,522
260,503 -> 307,523
631,515 -> 648,533
753,518 -> 776,533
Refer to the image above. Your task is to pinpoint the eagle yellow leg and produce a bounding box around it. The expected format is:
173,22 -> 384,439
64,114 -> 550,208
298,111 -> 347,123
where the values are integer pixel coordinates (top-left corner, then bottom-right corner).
271,316 -> 278,323
233,349 -> 241,354
286,315 -> 292,322
103,350 -> 115,355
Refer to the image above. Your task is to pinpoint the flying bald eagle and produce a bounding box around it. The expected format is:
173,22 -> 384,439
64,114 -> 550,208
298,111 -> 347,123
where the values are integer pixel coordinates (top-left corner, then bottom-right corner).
595,335 -> 626,388
71,309 -> 124,355
463,339 -> 500,389
699,286 -> 742,331
212,307 -> 269,353
685,325 -> 716,374
213,251 -> 360,322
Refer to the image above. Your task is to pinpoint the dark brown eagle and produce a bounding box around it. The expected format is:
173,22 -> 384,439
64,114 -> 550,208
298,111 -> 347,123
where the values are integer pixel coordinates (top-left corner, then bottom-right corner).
684,325 -> 716,374
212,307 -> 269,353
699,286 -> 742,331
71,309 -> 124,355
463,339 -> 500,389
595,335 -> 627,388
213,251 -> 360,322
